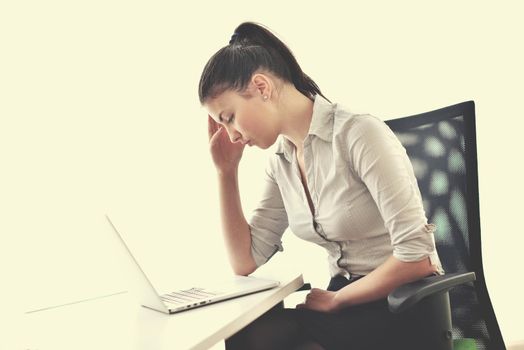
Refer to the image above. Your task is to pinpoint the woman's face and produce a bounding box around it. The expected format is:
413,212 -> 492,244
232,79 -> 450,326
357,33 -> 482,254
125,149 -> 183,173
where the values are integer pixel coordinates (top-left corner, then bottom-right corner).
205,86 -> 281,150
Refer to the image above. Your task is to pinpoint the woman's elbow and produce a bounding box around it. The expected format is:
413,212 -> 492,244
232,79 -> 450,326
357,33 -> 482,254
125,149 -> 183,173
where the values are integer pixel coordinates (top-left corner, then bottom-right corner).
231,256 -> 258,276
395,255 -> 437,280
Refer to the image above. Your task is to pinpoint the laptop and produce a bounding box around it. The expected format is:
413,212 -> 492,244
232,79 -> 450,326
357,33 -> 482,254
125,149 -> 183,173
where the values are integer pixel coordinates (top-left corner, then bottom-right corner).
105,214 -> 280,314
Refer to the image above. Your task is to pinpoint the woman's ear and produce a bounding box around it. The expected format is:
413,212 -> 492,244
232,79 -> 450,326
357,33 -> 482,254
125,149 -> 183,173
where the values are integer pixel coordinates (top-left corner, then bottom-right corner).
251,73 -> 272,99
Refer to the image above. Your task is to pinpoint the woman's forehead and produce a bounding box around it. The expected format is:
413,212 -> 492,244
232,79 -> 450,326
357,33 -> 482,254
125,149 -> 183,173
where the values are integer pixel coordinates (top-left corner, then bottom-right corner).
206,92 -> 228,111
205,92 -> 236,121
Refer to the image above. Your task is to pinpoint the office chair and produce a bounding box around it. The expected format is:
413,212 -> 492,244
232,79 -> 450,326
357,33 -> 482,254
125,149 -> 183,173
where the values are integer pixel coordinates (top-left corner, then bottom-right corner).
383,101 -> 505,350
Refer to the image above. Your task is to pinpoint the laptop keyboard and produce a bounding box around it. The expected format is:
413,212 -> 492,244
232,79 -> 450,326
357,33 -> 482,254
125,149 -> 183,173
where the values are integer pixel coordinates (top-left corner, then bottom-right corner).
161,288 -> 219,304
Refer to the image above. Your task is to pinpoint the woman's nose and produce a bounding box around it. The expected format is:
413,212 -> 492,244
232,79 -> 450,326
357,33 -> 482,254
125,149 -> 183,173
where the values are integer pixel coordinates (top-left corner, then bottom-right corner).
225,127 -> 242,143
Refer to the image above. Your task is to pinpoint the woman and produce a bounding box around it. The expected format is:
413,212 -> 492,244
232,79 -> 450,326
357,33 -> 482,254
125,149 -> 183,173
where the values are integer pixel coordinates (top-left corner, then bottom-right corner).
198,22 -> 444,350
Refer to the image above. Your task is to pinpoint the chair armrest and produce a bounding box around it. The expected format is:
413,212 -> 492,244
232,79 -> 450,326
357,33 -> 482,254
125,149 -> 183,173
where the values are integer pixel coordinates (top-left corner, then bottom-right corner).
296,283 -> 312,292
387,272 -> 476,313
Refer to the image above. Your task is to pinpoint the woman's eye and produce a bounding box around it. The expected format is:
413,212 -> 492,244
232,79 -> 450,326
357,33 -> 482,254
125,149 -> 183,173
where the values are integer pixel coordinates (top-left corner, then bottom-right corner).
228,115 -> 235,123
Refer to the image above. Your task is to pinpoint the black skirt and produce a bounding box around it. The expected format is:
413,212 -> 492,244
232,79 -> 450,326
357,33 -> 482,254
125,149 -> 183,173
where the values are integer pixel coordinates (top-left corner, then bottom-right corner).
225,274 -> 410,350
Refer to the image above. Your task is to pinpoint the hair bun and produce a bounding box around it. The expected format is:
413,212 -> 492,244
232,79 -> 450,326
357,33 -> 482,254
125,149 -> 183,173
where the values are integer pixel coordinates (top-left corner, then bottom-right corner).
229,32 -> 240,45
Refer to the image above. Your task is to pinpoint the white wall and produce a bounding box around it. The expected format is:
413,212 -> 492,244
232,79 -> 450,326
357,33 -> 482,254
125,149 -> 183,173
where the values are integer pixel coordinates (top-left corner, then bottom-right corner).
2,0 -> 523,347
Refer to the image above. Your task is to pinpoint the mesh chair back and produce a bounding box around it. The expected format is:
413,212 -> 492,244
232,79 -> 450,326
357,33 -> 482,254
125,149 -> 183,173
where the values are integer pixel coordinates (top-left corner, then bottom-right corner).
385,101 -> 505,350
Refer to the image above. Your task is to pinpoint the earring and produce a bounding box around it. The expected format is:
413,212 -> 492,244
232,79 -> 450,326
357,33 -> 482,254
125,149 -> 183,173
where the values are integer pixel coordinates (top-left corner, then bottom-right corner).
263,95 -> 268,101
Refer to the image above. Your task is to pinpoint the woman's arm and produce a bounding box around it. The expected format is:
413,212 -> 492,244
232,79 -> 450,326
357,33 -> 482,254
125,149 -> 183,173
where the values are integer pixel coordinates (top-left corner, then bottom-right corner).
208,116 -> 257,276
333,255 -> 436,308
298,255 -> 436,312
217,169 -> 257,276
209,116 -> 288,276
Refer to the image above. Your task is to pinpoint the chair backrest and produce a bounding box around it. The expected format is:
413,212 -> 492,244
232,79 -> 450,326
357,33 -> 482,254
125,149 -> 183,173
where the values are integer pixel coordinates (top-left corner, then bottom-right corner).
385,101 -> 505,350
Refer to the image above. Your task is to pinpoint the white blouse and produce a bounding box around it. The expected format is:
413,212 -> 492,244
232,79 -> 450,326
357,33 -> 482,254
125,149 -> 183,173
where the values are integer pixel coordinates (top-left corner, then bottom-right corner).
248,94 -> 444,278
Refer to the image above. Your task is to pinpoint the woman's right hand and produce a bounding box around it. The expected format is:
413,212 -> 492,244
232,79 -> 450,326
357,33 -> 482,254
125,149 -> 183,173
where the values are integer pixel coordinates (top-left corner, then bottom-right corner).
208,115 -> 245,174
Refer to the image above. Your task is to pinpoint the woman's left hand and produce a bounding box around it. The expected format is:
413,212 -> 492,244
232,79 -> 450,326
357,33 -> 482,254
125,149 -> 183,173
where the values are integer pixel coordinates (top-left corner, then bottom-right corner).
296,288 -> 340,313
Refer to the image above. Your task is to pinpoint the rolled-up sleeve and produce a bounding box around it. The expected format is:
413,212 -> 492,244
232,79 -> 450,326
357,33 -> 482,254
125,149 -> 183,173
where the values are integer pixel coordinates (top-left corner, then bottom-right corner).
248,160 -> 288,267
347,115 -> 442,270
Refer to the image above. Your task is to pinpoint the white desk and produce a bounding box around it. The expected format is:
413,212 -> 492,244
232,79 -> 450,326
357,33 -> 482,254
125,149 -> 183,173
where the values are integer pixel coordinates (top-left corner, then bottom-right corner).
23,272 -> 303,350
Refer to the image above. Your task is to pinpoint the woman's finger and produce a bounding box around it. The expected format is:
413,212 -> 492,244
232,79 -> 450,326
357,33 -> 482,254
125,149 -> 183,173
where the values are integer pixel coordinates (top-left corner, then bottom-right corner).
209,125 -> 224,145
208,115 -> 212,139
306,290 -> 319,299
208,115 -> 218,140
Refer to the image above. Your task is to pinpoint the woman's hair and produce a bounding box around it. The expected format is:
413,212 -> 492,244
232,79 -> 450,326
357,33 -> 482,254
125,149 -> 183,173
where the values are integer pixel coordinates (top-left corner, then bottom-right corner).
198,21 -> 330,105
